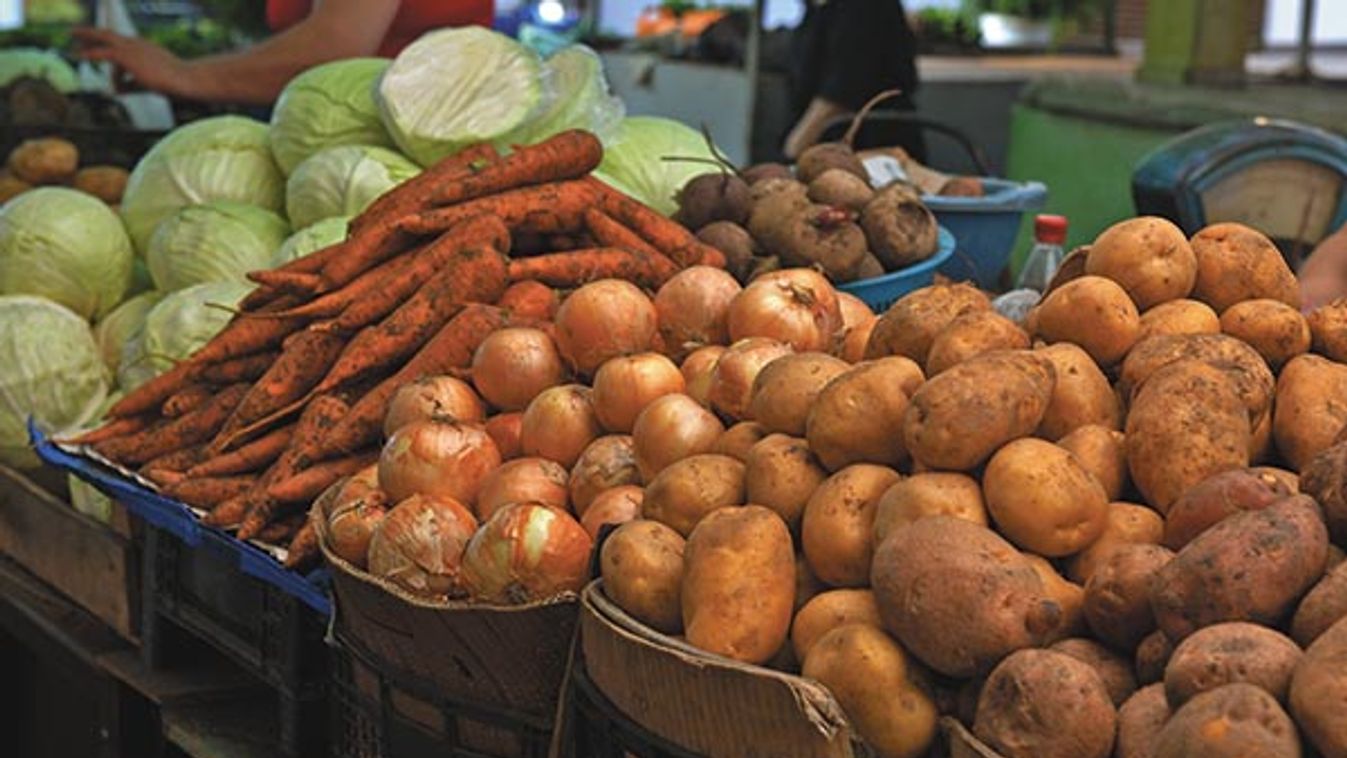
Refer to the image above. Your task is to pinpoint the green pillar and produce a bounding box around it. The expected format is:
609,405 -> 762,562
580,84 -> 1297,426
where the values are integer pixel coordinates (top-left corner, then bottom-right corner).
1138,0 -> 1250,86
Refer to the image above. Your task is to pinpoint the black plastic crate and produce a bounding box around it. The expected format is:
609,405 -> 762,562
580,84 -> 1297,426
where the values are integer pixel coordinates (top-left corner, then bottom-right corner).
1,124 -> 164,169
564,666 -> 703,758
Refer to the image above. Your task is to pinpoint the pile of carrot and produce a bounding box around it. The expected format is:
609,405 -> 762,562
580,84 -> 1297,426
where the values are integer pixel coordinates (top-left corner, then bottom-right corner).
64,129 -> 726,571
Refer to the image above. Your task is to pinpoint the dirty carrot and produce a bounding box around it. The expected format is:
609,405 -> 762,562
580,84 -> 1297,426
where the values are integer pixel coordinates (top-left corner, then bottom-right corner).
162,474 -> 259,509
162,384 -> 215,418
185,425 -> 294,478
266,451 -> 377,503
587,176 -> 724,268
190,312 -> 309,367
508,247 -> 680,290
60,415 -> 153,446
139,445 -> 209,475
401,180 -> 600,237
106,361 -> 197,418
242,243 -> 430,321
283,520 -> 320,570
236,396 -> 351,539
315,218 -> 415,292
351,143 -> 500,235
196,352 -> 280,384
246,269 -> 326,294
143,469 -> 186,488
256,513 -> 305,544
203,492 -> 252,528
583,207 -> 664,257
96,384 -> 249,465
425,130 -> 603,208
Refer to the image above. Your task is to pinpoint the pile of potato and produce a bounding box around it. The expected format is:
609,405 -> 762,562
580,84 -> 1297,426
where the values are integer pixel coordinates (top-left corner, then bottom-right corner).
0,136 -> 129,205
596,216 -> 1347,758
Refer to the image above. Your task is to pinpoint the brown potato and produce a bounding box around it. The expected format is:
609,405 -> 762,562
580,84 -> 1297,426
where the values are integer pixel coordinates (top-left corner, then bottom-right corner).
1026,555 -> 1086,641
1138,299 -> 1220,341
802,624 -> 939,758
973,649 -> 1117,758
682,505 -> 794,664
1057,426 -> 1128,501
713,421 -> 767,463
871,517 -> 1061,677
1162,468 -> 1295,549
1289,616 -> 1347,757
1163,622 -> 1301,707
1299,441 -> 1347,545
791,589 -> 882,661
924,310 -> 1028,376
1050,637 -> 1138,706
806,357 -> 922,471
641,454 -> 745,536
72,165 -> 129,204
1308,298 -> 1347,362
801,464 -> 901,587
1085,216 -> 1197,310
1118,333 -> 1274,427
1155,683 -> 1301,758
1116,684 -> 1171,758
1220,299 -> 1310,369
1254,465 -> 1299,492
1067,502 -> 1164,584
1136,630 -> 1176,686
1274,354 -> 1347,471
1125,360 -> 1251,512
1290,562 -> 1347,647
902,350 -> 1056,471
1035,343 -> 1121,439
744,434 -> 827,530
983,438 -> 1109,556
794,553 -> 826,611
1030,276 -> 1141,366
864,282 -> 991,365
1190,222 -> 1300,311
1084,543 -> 1175,651
1151,496 -> 1328,642
7,137 -> 78,184
600,520 -> 686,634
871,472 -> 986,548
748,352 -> 849,436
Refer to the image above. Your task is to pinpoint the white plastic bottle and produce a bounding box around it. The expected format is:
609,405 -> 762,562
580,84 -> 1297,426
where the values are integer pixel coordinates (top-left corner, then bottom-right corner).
1014,214 -> 1068,293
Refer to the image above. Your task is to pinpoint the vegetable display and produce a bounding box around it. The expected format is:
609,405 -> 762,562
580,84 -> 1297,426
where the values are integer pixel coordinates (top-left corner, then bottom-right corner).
267,58 -> 394,176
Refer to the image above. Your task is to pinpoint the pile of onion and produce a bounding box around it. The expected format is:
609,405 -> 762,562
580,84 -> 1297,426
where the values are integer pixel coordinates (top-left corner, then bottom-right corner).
591,352 -> 685,433
632,393 -> 725,480
569,435 -> 642,515
653,266 -> 741,361
471,327 -> 567,411
461,502 -> 594,604
475,457 -> 570,521
680,346 -> 727,408
485,413 -> 524,461
383,376 -> 486,437
520,384 -> 602,469
378,416 -> 502,507
835,292 -> 877,363
367,493 -> 480,598
727,269 -> 842,353
580,485 -> 644,539
706,338 -> 794,421
554,279 -> 658,376
325,465 -> 389,568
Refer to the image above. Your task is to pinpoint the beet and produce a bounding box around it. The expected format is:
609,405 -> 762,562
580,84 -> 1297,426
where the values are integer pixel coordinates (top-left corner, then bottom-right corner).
742,162 -> 794,185
675,172 -> 751,230
796,142 -> 867,184
697,221 -> 757,282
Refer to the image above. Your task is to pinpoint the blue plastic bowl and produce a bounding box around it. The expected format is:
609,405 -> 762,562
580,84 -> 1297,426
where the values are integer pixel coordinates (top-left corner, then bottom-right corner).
839,226 -> 956,312
925,179 -> 1048,290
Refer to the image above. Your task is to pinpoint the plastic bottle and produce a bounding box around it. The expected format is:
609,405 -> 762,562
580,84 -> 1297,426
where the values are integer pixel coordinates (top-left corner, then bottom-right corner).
1014,214 -> 1068,293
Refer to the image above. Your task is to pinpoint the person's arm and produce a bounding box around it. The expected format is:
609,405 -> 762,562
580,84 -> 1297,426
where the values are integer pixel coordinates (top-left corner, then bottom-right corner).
1299,223 -> 1347,311
73,0 -> 400,105
783,97 -> 848,159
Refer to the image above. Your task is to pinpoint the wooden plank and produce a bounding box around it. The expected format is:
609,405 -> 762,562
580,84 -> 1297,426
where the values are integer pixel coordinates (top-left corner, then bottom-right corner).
0,464 -> 139,640
97,648 -> 263,707
162,696 -> 285,758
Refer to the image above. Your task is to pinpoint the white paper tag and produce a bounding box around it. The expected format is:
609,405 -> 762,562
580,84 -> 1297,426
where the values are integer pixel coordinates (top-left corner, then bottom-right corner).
863,155 -> 909,189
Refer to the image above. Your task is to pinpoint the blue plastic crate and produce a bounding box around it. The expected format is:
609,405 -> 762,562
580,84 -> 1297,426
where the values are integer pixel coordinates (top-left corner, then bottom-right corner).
926,179 -> 1048,290
838,226 -> 956,312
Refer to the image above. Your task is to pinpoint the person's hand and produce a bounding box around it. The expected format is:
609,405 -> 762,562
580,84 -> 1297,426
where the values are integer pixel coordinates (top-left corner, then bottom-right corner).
72,27 -> 193,97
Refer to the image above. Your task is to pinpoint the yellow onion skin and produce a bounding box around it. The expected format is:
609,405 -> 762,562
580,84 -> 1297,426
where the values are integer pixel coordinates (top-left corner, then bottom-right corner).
470,327 -> 567,411
654,266 -> 741,361
569,435 -> 642,516
681,346 -> 727,408
367,494 -> 479,598
461,502 -> 594,604
384,376 -> 486,437
706,338 -> 793,421
580,485 -> 644,539
476,457 -> 570,522
554,279 -> 658,376
378,419 -> 502,507
727,269 -> 842,353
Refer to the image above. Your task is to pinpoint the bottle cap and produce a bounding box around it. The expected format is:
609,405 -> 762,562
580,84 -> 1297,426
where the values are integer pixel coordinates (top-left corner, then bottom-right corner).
1034,214 -> 1068,244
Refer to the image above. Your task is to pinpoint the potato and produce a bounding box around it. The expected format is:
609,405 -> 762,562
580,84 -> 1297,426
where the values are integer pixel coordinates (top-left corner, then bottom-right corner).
1085,216 -> 1197,310
1116,684 -> 1171,758
0,171 -> 31,203
744,434 -> 827,530
791,588 -> 882,661
1151,496 -> 1328,642
748,352 -> 849,436
7,137 -> 78,184
983,438 -> 1109,556
903,350 -> 1055,471
864,282 -> 991,364
1299,441 -> 1347,545
1050,637 -> 1138,706
1190,222 -> 1300,311
1290,562 -> 1347,646
1026,556 -> 1086,640
924,310 -> 1028,376
1032,345 -> 1121,441
1030,276 -> 1140,366
1163,622 -> 1301,707
1136,630 -> 1176,686
682,505 -> 794,664
801,464 -> 901,587
1067,502 -> 1164,583
641,454 -> 745,536
1288,615 -> 1347,757
871,517 -> 1061,677
1255,465 -> 1299,492
1274,354 -> 1347,471
1162,468 -> 1295,549
802,624 -> 938,758
1308,298 -> 1347,362
72,165 -> 129,204
713,421 -> 767,463
1125,360 -> 1250,512
806,357 -> 922,471
871,472 -> 986,548
1057,425 -> 1128,501
1084,543 -> 1174,651
1220,299 -> 1309,369
795,553 -> 826,611
1154,683 -> 1301,758
973,649 -> 1117,758
600,520 -> 686,634
1118,333 -> 1274,427
1138,299 -> 1220,341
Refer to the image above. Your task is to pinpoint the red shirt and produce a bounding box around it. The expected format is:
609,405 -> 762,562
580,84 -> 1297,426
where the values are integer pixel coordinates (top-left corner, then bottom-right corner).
267,0 -> 496,58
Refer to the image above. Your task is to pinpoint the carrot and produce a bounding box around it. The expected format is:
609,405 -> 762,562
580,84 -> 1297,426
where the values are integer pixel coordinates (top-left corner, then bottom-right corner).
583,207 -> 664,258
185,424 -> 294,478
425,130 -> 602,208
162,384 -> 215,418
191,313 -> 310,368
586,176 -> 724,268
239,245 -> 349,310
143,469 -> 186,488
60,415 -> 153,446
95,384 -> 249,465
507,247 -> 680,290
246,269 -> 326,294
162,474 -> 259,509
203,492 -> 252,528
139,445 -> 209,475
266,450 -> 377,503
256,513 -> 305,545
401,180 -> 600,237
283,519 -> 320,570
242,242 -> 430,321
238,286 -> 284,313
314,217 -> 416,293
351,143 -> 500,236
195,351 -> 280,384
236,395 -> 351,539
106,361 -> 198,418
496,280 -> 558,320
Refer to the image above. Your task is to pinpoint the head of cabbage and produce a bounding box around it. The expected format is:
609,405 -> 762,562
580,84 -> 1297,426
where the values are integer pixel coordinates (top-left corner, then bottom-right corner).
269,58 -> 395,176
0,296 -> 110,468
0,187 -> 135,320
118,281 -> 254,391
272,216 -> 350,267
593,117 -> 724,217
285,145 -> 419,230
121,115 -> 286,253
93,291 -> 163,374
146,202 -> 289,292
501,45 -> 624,148
0,48 -> 79,92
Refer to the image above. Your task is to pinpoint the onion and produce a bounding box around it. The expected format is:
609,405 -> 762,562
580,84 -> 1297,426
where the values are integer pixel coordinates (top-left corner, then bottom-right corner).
633,393 -> 725,480
591,352 -> 685,433
320,464 -> 380,519
680,345 -> 726,408
384,376 -> 486,437
653,266 -> 741,360
580,485 -> 644,539
520,384 -> 602,469
378,417 -> 502,507
714,421 -> 770,463
485,412 -> 524,460
840,316 -> 878,363
461,502 -> 594,604
497,280 -> 559,320
569,435 -> 642,516
554,279 -> 658,376
836,292 -> 875,329
471,327 -> 567,411
727,268 -> 842,352
476,457 -> 570,521
367,493 -> 479,598
326,466 -> 390,568
706,337 -> 793,421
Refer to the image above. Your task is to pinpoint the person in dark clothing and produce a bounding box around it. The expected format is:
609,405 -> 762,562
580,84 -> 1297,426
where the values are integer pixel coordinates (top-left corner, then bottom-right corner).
784,0 -> 925,161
